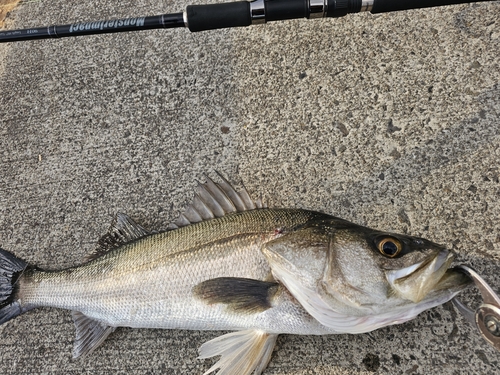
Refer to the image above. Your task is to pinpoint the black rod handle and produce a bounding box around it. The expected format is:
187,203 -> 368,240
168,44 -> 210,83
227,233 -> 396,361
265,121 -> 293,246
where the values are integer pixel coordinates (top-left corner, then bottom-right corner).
186,2 -> 251,31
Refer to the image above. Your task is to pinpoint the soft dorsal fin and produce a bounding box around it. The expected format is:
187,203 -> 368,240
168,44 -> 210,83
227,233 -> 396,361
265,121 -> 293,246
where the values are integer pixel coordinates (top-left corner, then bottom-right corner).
87,213 -> 149,261
168,173 -> 267,229
72,311 -> 116,359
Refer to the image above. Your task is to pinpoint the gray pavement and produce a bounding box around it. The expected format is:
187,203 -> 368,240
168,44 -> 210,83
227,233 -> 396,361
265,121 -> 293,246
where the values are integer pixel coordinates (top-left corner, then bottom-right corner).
1,1 -> 499,374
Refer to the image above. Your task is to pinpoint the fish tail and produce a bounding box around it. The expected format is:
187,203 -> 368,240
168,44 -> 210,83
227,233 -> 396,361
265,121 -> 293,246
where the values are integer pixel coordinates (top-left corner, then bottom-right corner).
0,247 -> 32,325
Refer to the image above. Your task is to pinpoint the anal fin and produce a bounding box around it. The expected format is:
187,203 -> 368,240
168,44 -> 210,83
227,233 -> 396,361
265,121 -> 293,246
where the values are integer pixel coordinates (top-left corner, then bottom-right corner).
72,311 -> 116,359
199,330 -> 278,375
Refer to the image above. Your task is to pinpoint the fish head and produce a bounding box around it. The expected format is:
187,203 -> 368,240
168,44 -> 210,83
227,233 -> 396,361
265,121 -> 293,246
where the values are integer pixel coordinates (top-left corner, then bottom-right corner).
322,223 -> 468,306
263,218 -> 471,331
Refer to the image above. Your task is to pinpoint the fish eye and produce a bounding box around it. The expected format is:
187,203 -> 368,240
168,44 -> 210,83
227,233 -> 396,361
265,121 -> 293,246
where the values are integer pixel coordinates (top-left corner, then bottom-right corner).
377,237 -> 402,258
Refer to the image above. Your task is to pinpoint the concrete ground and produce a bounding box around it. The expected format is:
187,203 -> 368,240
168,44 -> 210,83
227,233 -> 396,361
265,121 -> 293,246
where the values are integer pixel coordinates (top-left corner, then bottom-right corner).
1,0 -> 499,374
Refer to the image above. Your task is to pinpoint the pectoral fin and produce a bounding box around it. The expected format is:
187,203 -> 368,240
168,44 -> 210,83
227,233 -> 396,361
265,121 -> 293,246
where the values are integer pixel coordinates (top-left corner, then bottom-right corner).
199,330 -> 278,375
72,311 -> 116,359
193,277 -> 279,313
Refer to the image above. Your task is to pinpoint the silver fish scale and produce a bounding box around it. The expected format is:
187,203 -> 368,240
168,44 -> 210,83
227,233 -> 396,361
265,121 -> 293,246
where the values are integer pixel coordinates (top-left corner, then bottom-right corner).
19,208 -> 331,334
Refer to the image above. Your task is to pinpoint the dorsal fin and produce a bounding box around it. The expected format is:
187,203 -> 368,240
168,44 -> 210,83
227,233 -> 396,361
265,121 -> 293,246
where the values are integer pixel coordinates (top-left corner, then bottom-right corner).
72,311 -> 116,359
168,173 -> 267,229
86,213 -> 149,261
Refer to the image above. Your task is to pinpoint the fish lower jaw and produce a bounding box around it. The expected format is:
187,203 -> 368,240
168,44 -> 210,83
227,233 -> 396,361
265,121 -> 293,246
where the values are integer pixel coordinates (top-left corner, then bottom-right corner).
386,251 -> 455,303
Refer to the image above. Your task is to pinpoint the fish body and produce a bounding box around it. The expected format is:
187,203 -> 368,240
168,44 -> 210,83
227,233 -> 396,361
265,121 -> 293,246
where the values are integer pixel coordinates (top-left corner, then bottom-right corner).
0,175 -> 471,374
19,208 -> 331,334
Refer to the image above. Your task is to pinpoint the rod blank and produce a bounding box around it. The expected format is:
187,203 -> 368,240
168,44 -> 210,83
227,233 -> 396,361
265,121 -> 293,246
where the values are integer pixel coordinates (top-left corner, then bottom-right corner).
0,13 -> 184,42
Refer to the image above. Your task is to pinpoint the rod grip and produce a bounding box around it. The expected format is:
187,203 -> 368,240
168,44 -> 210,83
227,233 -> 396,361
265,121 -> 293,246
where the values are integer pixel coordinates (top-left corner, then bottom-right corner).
186,2 -> 251,32
265,0 -> 308,21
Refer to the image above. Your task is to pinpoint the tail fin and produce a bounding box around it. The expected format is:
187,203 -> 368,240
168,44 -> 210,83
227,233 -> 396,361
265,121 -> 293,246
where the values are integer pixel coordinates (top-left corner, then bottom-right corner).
0,247 -> 30,325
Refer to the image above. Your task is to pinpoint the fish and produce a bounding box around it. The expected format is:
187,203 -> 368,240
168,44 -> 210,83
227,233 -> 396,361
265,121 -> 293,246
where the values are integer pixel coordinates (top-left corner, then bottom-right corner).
0,173 -> 471,374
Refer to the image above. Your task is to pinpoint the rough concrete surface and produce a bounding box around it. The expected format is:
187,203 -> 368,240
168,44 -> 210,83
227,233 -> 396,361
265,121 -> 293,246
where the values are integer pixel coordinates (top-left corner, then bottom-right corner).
0,0 -> 499,374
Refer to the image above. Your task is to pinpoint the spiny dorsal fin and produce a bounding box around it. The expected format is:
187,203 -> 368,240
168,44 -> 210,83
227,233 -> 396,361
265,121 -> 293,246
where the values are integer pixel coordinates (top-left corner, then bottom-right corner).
168,173 -> 267,229
198,330 -> 278,375
72,311 -> 116,359
87,213 -> 149,261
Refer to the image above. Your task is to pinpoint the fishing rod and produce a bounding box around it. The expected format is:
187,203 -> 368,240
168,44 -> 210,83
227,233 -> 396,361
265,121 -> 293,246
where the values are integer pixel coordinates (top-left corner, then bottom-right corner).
0,0 -> 496,43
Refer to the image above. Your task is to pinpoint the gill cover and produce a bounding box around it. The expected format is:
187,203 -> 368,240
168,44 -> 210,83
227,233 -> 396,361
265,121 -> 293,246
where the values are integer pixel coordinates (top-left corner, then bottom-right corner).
261,226 -> 377,333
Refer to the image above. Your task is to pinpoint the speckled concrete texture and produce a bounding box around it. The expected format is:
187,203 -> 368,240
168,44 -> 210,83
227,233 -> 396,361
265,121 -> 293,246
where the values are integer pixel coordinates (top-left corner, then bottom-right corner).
0,1 -> 499,374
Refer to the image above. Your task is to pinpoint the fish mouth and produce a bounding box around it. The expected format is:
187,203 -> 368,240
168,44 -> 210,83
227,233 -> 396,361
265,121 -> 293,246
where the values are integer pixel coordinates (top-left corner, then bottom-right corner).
386,250 -> 471,303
